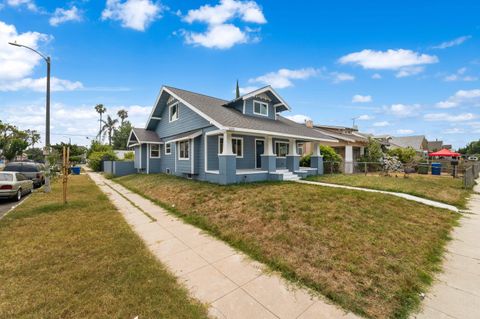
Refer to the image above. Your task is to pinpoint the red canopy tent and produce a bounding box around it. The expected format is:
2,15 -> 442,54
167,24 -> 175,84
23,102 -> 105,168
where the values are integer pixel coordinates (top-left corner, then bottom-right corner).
428,148 -> 461,157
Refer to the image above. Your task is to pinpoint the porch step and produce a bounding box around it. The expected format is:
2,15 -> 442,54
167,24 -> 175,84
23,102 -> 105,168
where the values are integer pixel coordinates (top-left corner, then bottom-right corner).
276,170 -> 301,181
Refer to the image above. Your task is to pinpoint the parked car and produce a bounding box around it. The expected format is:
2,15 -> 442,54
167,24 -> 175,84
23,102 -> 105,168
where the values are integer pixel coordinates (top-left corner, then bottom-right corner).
3,162 -> 45,188
0,172 -> 33,201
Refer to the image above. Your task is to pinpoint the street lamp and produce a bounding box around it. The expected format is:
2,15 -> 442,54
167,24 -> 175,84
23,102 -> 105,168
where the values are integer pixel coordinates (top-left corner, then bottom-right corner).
9,41 -> 51,192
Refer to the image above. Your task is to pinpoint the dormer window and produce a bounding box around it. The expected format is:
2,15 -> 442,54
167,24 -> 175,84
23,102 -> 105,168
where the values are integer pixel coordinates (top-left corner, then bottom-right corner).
169,103 -> 179,122
253,100 -> 268,116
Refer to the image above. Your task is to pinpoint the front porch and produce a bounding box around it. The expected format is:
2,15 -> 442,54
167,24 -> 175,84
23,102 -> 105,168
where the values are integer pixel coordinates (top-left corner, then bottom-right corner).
204,131 -> 324,184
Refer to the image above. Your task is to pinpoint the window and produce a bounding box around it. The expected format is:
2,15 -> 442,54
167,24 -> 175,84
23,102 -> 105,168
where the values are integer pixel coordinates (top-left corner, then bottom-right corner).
165,143 -> 171,154
179,141 -> 189,160
169,103 -> 179,122
253,100 -> 268,116
0,173 -> 13,182
16,173 -> 26,181
218,137 -> 243,158
275,142 -> 289,157
297,143 -> 304,156
150,144 -> 160,158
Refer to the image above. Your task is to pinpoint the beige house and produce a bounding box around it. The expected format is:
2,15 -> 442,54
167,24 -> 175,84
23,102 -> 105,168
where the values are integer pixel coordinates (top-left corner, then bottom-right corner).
303,121 -> 369,173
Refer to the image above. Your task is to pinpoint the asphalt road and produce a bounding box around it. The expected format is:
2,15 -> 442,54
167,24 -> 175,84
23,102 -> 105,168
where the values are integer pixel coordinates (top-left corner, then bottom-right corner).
0,195 -> 28,219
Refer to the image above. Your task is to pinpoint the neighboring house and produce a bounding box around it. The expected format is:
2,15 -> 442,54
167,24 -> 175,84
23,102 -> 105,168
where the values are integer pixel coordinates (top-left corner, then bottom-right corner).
427,140 -> 443,152
304,122 -> 369,173
127,85 -> 338,184
388,135 -> 428,156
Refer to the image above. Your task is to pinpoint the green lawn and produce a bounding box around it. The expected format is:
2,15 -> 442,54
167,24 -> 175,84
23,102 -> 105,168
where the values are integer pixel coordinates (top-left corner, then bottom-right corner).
307,173 -> 471,208
115,173 -> 459,319
0,175 -> 208,319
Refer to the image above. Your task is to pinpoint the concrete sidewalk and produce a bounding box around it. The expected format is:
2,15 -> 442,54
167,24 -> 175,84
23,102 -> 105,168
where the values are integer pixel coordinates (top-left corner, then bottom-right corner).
413,181 -> 480,319
88,172 -> 358,319
297,180 -> 459,212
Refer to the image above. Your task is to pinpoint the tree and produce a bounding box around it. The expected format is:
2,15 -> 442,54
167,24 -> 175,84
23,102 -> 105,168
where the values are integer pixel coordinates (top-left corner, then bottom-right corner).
117,109 -> 128,125
387,147 -> 416,164
101,115 -> 119,146
112,121 -> 132,150
25,148 -> 44,162
459,140 -> 480,155
3,139 -> 28,160
0,121 -> 29,160
360,137 -> 383,162
94,104 -> 106,140
26,129 -> 41,148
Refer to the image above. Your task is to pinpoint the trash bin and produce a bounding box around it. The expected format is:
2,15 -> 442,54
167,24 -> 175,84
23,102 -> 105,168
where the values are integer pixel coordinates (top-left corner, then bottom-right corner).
71,166 -> 81,175
431,163 -> 442,175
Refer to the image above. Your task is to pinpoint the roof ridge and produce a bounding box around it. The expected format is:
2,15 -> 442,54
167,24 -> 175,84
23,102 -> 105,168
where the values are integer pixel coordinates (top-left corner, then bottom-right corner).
165,85 -> 229,103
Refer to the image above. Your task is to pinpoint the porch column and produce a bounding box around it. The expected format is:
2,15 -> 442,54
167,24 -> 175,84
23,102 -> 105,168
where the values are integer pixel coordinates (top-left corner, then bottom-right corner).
218,131 -> 236,185
345,145 -> 353,174
310,142 -> 324,175
286,138 -> 300,172
261,136 -> 276,173
360,146 -> 365,156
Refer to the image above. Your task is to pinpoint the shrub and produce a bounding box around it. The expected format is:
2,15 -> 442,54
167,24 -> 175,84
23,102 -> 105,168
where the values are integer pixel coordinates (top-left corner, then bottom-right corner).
87,151 -> 117,172
300,145 -> 342,166
123,152 -> 134,161
387,147 -> 416,164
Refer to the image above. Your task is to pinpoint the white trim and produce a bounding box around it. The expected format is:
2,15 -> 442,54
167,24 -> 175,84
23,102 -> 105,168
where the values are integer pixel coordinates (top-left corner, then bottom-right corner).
206,129 -> 224,136
139,144 -> 142,169
147,144 -> 150,173
191,138 -> 194,173
227,127 -> 338,143
127,129 -> 140,146
169,102 -> 179,122
253,100 -> 269,117
313,128 -> 356,143
242,100 -> 246,114
275,141 -> 289,157
129,143 -> 140,148
204,134 -> 208,173
218,136 -> 244,158
165,142 -> 172,155
167,130 -> 202,143
151,116 -> 162,120
174,143 -> 177,172
178,140 -> 190,160
242,86 -> 291,111
254,138 -> 265,169
149,144 -> 161,158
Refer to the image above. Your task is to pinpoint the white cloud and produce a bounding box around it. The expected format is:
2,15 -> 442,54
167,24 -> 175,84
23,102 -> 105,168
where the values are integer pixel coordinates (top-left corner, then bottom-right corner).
443,128 -> 464,134
0,20 -> 50,81
436,89 -> 480,108
0,102 -> 151,147
432,35 -> 471,49
285,114 -> 311,124
339,49 -> 438,77
0,77 -> 83,91
182,0 -> 265,49
6,0 -> 37,11
102,0 -> 162,31
383,103 -> 420,117
397,129 -> 414,134
424,113 -> 476,122
352,94 -> 372,103
184,0 -> 266,25
371,73 -> 382,79
248,68 -> 318,89
373,121 -> 390,127
443,67 -> 478,82
331,72 -> 354,83
357,114 -> 373,120
185,24 -> 247,49
49,6 -> 82,26
237,85 -> 258,95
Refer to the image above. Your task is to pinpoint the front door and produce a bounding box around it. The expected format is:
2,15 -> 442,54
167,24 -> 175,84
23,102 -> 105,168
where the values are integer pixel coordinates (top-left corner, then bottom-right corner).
256,140 -> 264,169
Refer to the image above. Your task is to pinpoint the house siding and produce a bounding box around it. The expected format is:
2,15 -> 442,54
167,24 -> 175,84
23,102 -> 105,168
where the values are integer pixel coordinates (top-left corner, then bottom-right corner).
243,97 -> 276,120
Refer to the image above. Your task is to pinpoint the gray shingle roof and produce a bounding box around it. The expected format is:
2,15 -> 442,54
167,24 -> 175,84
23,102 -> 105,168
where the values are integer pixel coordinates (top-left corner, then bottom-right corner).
427,140 -> 443,152
131,127 -> 162,143
389,135 -> 426,151
313,125 -> 368,144
164,86 -> 336,142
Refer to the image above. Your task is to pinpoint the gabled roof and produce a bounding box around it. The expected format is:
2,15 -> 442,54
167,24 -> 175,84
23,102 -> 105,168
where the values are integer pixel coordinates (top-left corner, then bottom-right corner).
427,140 -> 443,152
389,135 -> 427,151
128,127 -> 163,146
313,124 -> 368,144
223,86 -> 291,112
145,86 -> 337,142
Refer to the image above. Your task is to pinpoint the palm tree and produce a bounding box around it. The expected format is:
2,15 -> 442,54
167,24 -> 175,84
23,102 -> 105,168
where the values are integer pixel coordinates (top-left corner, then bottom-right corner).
117,109 -> 128,125
101,115 -> 119,146
26,129 -> 41,149
94,104 -> 106,141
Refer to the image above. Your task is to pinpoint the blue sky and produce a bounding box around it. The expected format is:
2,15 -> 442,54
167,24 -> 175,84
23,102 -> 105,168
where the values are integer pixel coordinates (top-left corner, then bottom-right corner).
0,0 -> 479,148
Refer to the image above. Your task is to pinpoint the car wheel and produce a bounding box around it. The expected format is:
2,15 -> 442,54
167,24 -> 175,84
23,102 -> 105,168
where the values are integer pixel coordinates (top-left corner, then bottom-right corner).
15,189 -> 22,201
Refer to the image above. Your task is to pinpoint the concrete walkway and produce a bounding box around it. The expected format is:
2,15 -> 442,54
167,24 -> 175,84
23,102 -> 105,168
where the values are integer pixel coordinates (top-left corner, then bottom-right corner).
412,180 -> 480,319
297,180 -> 459,212
88,172 -> 359,319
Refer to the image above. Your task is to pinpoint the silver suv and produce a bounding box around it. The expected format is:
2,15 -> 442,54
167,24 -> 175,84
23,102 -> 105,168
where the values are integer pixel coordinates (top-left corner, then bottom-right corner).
3,162 -> 45,188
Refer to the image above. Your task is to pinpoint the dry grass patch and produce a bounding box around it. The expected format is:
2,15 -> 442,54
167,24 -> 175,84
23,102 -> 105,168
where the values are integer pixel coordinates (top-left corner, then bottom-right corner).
0,175 -> 208,319
115,173 -> 459,319
308,173 -> 471,208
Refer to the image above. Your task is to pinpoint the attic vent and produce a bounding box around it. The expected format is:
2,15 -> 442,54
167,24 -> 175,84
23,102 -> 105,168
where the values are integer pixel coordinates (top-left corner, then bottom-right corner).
255,93 -> 272,102
167,96 -> 176,104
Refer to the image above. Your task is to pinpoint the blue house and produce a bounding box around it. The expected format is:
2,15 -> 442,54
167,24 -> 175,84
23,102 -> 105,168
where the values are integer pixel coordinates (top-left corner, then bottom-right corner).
127,85 -> 337,184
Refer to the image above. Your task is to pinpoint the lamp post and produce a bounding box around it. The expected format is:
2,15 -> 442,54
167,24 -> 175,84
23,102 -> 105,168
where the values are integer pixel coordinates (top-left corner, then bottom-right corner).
9,41 -> 51,192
